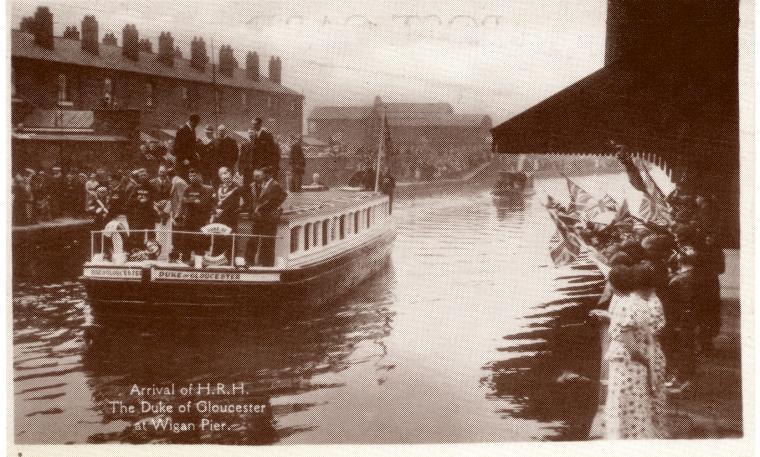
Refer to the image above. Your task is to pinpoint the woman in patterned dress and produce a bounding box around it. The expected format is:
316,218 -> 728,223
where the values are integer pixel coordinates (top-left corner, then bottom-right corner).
593,260 -> 668,439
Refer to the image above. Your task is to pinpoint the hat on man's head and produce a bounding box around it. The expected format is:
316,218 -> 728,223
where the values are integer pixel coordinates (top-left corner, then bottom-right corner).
205,124 -> 215,133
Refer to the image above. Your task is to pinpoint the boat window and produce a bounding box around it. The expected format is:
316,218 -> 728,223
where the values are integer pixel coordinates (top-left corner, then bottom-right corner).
290,226 -> 301,253
339,215 -> 346,239
354,211 -> 360,234
367,207 -> 372,227
331,217 -> 337,241
322,219 -> 329,246
304,223 -> 312,251
313,221 -> 320,248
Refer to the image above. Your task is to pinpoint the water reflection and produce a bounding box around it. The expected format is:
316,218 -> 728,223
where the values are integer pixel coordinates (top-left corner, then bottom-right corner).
15,266 -> 396,444
484,264 -> 604,441
15,174 -> 627,444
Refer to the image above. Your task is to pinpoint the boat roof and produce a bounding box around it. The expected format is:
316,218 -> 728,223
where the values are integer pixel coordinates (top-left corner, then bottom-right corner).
280,188 -> 387,221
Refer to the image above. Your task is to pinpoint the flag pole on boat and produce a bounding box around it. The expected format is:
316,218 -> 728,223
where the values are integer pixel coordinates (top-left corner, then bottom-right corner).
374,107 -> 387,192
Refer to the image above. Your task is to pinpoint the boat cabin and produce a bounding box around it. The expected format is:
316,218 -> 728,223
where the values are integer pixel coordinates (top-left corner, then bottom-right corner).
86,188 -> 393,271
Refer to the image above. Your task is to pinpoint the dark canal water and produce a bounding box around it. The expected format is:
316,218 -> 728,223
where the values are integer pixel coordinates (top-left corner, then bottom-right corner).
13,174 -> 632,444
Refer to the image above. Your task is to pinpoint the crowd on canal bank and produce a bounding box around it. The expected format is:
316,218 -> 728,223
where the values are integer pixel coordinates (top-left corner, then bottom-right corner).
544,146 -> 728,439
12,114 -> 397,228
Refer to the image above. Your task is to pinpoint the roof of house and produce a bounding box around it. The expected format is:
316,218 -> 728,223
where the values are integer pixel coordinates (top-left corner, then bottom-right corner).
384,102 -> 453,115
12,132 -> 128,142
309,102 -> 490,128
23,109 -> 94,129
12,30 -> 301,97
388,113 -> 490,128
309,106 -> 375,120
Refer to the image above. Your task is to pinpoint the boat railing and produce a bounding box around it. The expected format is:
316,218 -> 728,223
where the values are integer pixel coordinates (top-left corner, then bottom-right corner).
89,228 -> 283,268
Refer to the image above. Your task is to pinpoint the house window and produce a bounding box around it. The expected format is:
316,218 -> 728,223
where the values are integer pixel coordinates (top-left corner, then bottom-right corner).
57,74 -> 69,102
104,78 -> 113,97
145,82 -> 154,107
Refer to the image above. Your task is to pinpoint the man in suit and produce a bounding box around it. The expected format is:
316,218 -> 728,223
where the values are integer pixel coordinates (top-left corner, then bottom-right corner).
197,125 -> 215,182
210,167 -> 241,259
251,117 -> 280,177
173,113 -> 201,179
237,129 -> 265,208
289,137 -> 305,192
214,125 -> 239,185
246,166 -> 287,267
174,168 -> 214,262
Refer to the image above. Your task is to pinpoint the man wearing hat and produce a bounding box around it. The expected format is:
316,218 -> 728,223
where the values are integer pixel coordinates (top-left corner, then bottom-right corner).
49,166 -> 64,218
215,125 -> 239,180
197,124 -> 216,182
174,113 -> 201,179
238,128 -> 266,208
174,168 -> 213,262
251,118 -> 280,178
246,165 -> 287,267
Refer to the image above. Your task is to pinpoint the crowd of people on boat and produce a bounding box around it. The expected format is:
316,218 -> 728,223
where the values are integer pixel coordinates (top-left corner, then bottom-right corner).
548,147 -> 725,439
14,114 -> 397,267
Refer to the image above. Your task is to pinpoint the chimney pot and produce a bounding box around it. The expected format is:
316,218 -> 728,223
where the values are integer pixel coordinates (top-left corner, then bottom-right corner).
63,25 -> 80,40
123,24 -> 139,61
246,51 -> 260,81
157,31 -> 175,66
32,7 -> 54,49
103,32 -> 117,46
81,15 -> 99,55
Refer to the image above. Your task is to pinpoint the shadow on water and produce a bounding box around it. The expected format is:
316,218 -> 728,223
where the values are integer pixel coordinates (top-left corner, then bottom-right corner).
485,194 -> 605,441
484,266 -> 604,441
15,264 -> 397,444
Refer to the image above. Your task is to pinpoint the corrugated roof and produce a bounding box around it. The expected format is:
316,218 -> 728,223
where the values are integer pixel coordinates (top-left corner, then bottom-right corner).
309,106 -> 374,120
388,113 -> 490,128
23,109 -> 94,128
309,102 -> 488,128
384,102 -> 453,115
12,132 -> 128,142
303,135 -> 328,147
12,30 -> 300,96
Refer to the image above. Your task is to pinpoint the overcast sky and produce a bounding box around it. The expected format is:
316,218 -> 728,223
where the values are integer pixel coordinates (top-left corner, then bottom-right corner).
11,0 -> 607,125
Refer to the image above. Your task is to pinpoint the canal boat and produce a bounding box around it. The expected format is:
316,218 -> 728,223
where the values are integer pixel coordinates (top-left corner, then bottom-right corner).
492,170 -> 536,202
80,189 -> 395,315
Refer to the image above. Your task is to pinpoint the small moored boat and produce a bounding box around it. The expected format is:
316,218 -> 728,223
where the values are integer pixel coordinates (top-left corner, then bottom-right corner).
492,170 -> 536,201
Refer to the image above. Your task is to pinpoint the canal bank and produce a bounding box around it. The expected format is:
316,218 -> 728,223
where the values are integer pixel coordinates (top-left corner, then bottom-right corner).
589,248 -> 742,439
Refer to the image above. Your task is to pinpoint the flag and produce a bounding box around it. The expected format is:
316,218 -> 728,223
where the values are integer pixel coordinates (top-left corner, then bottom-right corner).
634,157 -> 672,225
563,174 -> 614,221
564,174 -> 596,215
374,112 -> 393,191
600,194 -> 617,212
617,152 -> 648,193
610,199 -> 633,226
547,209 -> 582,266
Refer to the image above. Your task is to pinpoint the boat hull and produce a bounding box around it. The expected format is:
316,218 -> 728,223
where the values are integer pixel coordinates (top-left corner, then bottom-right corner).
82,228 -> 395,317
